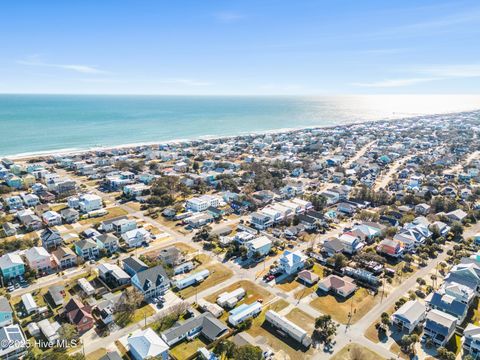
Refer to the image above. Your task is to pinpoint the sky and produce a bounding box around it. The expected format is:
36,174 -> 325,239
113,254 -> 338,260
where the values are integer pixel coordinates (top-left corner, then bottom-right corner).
1,0 -> 480,95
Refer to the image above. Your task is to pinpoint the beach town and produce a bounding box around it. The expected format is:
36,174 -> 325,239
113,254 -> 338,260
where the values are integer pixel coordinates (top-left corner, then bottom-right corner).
0,110 -> 479,360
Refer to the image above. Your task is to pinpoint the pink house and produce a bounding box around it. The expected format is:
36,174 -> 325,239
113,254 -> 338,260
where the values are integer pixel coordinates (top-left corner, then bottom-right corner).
24,247 -> 52,273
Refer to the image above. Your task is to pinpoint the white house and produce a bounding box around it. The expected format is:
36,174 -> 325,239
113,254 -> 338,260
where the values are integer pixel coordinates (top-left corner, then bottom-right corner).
42,211 -> 62,226
78,194 -> 103,213
279,250 -> 307,275
391,300 -> 427,334
128,327 -> 169,360
122,228 -> 150,248
186,195 -> 221,212
245,236 -> 272,258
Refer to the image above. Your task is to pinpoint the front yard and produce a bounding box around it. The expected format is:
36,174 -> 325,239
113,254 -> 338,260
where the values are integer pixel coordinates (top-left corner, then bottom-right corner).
310,288 -> 378,324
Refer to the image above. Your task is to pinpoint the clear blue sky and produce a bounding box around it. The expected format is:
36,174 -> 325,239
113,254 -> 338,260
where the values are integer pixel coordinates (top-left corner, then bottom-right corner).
1,0 -> 479,95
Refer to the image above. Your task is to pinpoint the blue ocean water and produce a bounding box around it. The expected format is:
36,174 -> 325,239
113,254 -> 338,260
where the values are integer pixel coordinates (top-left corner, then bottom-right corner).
1,94 -> 480,157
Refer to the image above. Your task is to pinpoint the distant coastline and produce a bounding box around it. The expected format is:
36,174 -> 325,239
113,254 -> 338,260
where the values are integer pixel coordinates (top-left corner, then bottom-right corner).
1,94 -> 480,159
6,108 -> 480,162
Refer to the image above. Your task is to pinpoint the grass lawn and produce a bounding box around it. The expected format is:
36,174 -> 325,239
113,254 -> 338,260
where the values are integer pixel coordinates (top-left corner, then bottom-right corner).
310,288 -> 377,324
390,342 -> 409,359
177,263 -> 233,299
364,304 -> 395,343
85,348 -> 107,360
205,280 -> 273,304
275,274 -> 301,292
170,336 -> 207,359
446,334 -> 462,355
311,263 -> 325,277
293,285 -> 316,300
249,299 -> 290,331
331,343 -> 385,360
247,299 -> 312,360
285,308 -> 315,332
50,203 -> 67,212
79,206 -> 129,225
116,303 -> 155,327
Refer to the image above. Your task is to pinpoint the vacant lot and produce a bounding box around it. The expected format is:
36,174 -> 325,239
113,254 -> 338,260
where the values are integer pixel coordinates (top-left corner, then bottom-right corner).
205,280 -> 273,304
275,274 -> 301,292
310,288 -> 377,324
332,343 -> 384,360
79,206 -> 128,225
247,299 -> 314,360
177,263 -> 233,299
285,308 -> 316,332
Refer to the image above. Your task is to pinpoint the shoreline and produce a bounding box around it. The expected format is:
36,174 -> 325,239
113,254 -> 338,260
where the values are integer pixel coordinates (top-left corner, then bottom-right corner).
4,108 -> 480,162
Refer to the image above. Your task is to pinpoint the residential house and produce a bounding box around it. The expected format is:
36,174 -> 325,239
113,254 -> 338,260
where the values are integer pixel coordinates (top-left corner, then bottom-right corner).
0,325 -> 28,359
100,216 -> 128,232
128,328 -> 169,360
0,296 -> 13,327
391,300 -> 426,334
377,239 -> 404,258
122,228 -> 150,248
446,209 -> 468,223
279,250 -> 307,275
250,212 -> 273,230
131,265 -> 170,299
60,208 -> 80,224
322,238 -> 345,257
42,211 -> 62,226
161,313 -> 229,346
297,270 -> 319,286
422,309 -> 457,347
40,228 -> 63,250
2,222 -> 17,237
338,233 -> 364,254
245,236 -> 272,258
48,285 -> 66,307
122,257 -> 148,277
0,253 -> 25,280
158,246 -> 183,266
112,218 -> 137,234
64,298 -> 95,333
228,301 -> 262,326
51,246 -> 77,269
174,269 -> 209,290
74,238 -> 100,260
463,324 -> 480,359
98,263 -> 131,288
426,291 -> 469,323
95,234 -> 120,254
318,275 -> 357,298
95,293 -> 122,325
78,194 -> 103,213
24,247 -> 52,273
37,319 -> 61,343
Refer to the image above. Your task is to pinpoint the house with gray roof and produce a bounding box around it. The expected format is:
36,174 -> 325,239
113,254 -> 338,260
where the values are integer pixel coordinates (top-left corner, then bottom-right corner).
463,324 -> 480,359
421,309 -> 457,347
131,265 -> 170,299
0,324 -> 28,359
426,291 -> 469,323
161,312 -> 229,346
391,300 -> 426,334
0,296 -> 13,327
122,257 -> 148,277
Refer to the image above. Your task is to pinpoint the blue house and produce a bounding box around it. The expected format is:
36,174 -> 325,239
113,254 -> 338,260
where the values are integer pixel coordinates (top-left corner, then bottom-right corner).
0,254 -> 25,280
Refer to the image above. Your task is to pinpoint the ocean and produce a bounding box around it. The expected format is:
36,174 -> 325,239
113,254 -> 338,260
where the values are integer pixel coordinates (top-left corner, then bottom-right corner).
1,94 -> 480,157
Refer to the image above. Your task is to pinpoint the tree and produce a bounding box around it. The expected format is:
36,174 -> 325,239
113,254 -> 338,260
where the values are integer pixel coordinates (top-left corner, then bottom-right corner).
437,347 -> 456,360
115,287 -> 144,325
58,323 -> 79,343
214,340 -> 236,358
327,253 -> 347,270
313,315 -> 338,344
308,194 -> 327,211
234,345 -> 263,360
450,221 -> 464,239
